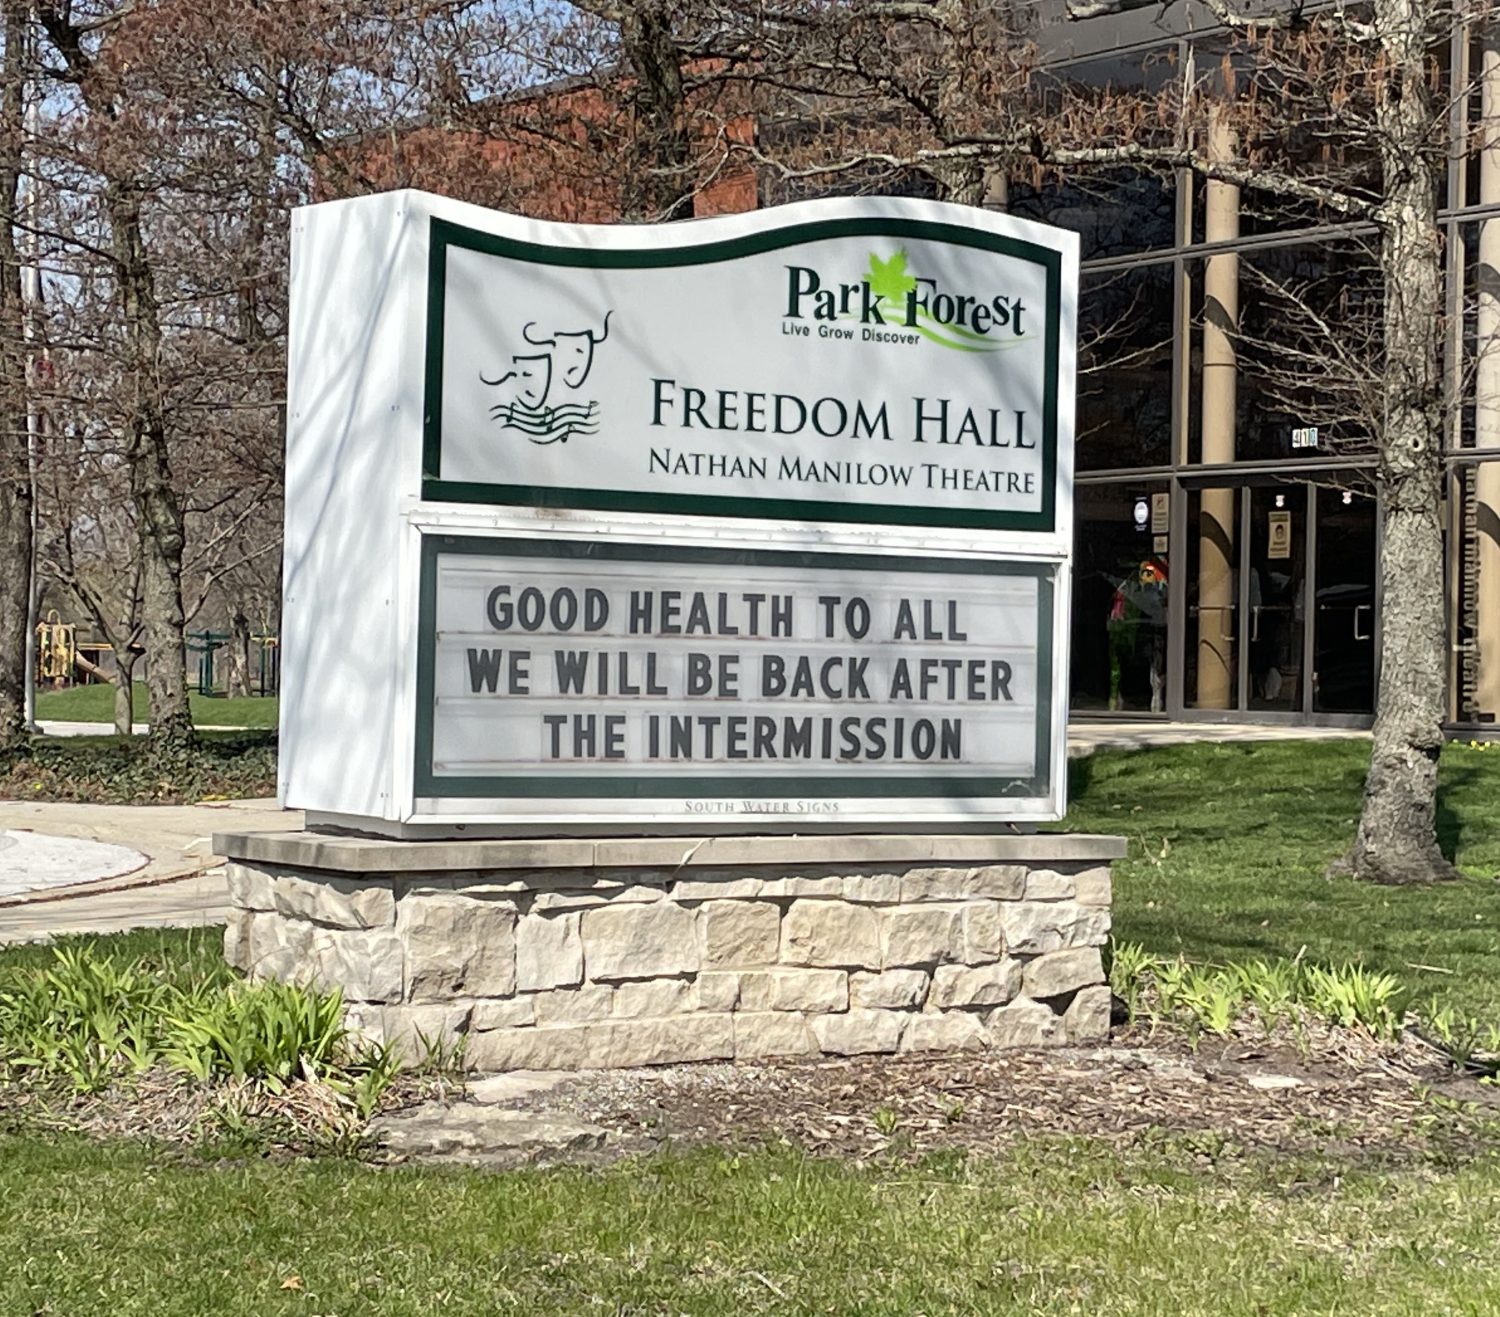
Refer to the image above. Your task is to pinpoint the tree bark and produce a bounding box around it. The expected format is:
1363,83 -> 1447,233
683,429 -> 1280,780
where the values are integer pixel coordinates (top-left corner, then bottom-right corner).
1336,0 -> 1460,883
227,608 -> 251,698
107,180 -> 194,746
616,2 -> 694,221
0,0 -> 33,750
113,655 -> 135,737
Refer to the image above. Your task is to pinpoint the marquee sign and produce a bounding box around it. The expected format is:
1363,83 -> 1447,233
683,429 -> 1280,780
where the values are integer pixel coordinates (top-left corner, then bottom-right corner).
280,191 -> 1078,833
416,536 -> 1054,817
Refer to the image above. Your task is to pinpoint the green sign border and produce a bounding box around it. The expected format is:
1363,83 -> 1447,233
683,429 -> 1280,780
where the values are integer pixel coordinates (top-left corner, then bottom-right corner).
422,216 -> 1063,533
414,534 -> 1055,802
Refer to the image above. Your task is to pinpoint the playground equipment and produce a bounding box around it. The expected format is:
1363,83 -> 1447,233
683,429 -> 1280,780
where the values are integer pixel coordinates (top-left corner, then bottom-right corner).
31,615 -> 281,697
34,610 -> 75,685
187,630 -> 280,696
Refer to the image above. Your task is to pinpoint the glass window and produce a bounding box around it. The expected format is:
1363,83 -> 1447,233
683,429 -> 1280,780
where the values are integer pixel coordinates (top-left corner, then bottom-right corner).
1077,263 -> 1174,471
1186,239 -> 1381,464
1071,482 -> 1171,713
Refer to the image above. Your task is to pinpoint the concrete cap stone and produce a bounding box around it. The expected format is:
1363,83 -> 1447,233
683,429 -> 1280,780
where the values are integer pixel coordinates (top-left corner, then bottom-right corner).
212,831 -> 1128,876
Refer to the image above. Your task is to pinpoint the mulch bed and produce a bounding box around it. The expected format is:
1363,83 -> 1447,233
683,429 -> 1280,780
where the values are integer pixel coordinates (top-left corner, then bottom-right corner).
490,1023 -> 1497,1165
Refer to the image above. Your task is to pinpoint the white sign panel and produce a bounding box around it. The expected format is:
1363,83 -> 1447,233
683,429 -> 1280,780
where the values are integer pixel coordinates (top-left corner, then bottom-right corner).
416,535 -> 1058,819
424,210 -> 1071,536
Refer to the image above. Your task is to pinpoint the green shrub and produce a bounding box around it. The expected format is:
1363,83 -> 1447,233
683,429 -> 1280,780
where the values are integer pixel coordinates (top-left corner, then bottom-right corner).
0,731 -> 277,805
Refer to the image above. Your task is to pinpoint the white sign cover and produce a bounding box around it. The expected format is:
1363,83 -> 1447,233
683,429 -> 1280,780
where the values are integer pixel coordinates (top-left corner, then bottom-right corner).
424,207 -> 1073,536
416,535 -> 1058,818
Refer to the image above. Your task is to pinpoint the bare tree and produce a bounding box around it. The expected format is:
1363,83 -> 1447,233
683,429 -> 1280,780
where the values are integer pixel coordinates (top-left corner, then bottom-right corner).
0,2 -> 32,748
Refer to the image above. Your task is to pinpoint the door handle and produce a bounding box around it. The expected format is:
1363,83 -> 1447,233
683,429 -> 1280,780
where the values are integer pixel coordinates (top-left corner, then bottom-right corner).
1354,604 -> 1372,641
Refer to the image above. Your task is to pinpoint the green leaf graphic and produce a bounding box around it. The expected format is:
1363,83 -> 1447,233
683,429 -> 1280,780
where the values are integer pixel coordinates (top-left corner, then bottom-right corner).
866,249 -> 918,307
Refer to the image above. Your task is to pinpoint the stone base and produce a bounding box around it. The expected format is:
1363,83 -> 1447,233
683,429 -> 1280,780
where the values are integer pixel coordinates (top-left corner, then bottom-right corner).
214,831 -> 1123,1071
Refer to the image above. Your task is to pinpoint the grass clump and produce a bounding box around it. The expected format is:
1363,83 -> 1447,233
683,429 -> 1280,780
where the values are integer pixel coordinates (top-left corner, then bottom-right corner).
0,945 -> 399,1126
1107,941 -> 1500,1079
1108,943 -> 1411,1041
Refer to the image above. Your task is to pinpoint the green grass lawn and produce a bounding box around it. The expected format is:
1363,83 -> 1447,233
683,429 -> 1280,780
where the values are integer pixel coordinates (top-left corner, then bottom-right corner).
0,1133 -> 1496,1315
34,681 -> 278,728
1060,739 -> 1500,1018
3,740 -> 1500,1315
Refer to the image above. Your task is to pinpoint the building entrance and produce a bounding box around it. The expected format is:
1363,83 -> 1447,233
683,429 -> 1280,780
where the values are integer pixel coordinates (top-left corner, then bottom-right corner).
1181,477 -> 1376,723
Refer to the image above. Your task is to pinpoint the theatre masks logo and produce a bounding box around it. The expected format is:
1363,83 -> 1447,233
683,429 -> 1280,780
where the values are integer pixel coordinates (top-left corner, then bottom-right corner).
481,310 -> 612,446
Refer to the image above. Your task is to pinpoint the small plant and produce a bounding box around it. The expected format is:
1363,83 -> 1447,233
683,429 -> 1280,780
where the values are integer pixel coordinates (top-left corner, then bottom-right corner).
1302,964 -> 1408,1039
1418,1003 -> 1500,1080
872,1106 -> 901,1137
164,979 -> 348,1090
1226,958 -> 1303,1032
1181,969 -> 1239,1038
1106,940 -> 1159,1024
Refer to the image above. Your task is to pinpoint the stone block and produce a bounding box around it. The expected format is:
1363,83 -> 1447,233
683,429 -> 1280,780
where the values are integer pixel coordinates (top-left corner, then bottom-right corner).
1023,869 -> 1076,901
672,876 -> 764,901
531,984 -> 614,1026
471,997 -> 535,1031
769,968 -> 848,1013
582,902 -> 699,981
531,885 -> 663,912
699,901 -> 781,968
881,904 -> 962,968
782,900 -> 881,968
466,1023 -> 593,1072
381,1003 -> 474,1064
734,1012 -> 819,1059
246,913 -> 318,984
397,892 -> 517,1001
272,873 -> 395,929
929,961 -> 1022,1009
223,909 -> 253,973
613,978 -> 696,1018
901,1011 -> 988,1053
318,927 -> 404,1004
1074,867 -> 1113,907
841,873 -> 903,904
1024,947 -> 1106,1001
515,912 -> 584,991
811,1009 -> 906,1056
851,968 -> 929,1010
1000,901 -> 1110,956
696,971 -> 742,1012
343,1002 -> 385,1047
899,865 -> 1025,903
226,862 -> 276,912
761,875 -> 844,899
986,997 -> 1064,1048
1064,985 -> 1112,1042
586,1014 -> 734,1068
961,902 -> 1005,964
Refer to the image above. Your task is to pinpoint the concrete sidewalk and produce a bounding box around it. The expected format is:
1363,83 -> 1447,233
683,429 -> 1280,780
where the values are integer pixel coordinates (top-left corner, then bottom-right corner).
0,721 -> 1370,943
0,798 -> 303,944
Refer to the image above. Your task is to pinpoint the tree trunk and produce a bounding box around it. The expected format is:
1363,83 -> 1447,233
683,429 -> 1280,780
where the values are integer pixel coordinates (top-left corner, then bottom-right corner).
227,608 -> 251,698
113,657 -> 135,736
106,179 -> 194,746
0,0 -> 33,750
1338,0 -> 1460,883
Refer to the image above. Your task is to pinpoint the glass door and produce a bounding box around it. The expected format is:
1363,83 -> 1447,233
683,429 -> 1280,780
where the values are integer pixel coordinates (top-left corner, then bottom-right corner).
1312,485 -> 1377,714
1246,487 -> 1307,712
1179,477 -> 1376,722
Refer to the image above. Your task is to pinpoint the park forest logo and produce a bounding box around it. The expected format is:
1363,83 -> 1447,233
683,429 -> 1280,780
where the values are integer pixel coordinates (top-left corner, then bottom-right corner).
783,250 -> 1030,352
481,310 -> 612,445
